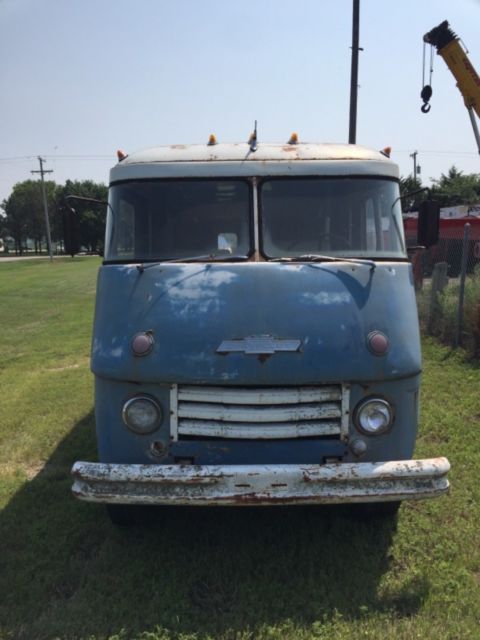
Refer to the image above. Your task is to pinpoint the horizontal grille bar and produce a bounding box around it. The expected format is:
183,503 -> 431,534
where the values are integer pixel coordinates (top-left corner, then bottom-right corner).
178,402 -> 341,423
171,385 -> 347,441
178,420 -> 341,439
178,385 -> 341,405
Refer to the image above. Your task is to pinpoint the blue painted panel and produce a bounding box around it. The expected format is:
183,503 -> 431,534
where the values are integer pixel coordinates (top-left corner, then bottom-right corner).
168,440 -> 348,465
91,262 -> 421,385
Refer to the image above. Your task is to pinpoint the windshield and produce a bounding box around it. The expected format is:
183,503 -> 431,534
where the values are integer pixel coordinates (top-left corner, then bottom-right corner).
105,179 -> 252,262
260,177 -> 406,259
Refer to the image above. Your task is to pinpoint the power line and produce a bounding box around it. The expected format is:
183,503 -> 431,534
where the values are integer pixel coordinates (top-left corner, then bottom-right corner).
0,155 -> 112,163
0,156 -> 36,163
395,149 -> 479,156
35,155 -> 112,159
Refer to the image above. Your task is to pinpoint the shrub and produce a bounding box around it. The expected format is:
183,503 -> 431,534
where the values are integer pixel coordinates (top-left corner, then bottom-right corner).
419,266 -> 480,358
463,266 -> 480,358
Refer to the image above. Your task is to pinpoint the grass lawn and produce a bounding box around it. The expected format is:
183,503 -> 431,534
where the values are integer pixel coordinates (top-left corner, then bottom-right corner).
1,259 -> 479,640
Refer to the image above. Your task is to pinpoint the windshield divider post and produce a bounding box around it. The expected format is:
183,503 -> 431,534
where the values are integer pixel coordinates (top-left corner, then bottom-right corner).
252,177 -> 260,261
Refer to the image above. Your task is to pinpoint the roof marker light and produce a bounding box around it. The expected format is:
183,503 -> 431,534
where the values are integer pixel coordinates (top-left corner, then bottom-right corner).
380,146 -> 392,158
207,134 -> 217,146
288,132 -> 299,145
117,149 -> 128,162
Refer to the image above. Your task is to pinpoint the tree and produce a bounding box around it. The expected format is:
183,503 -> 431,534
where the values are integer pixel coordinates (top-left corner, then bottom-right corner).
400,175 -> 424,212
1,178 -> 109,255
0,210 -> 9,251
0,180 -> 57,254
54,180 -> 108,253
430,166 -> 480,207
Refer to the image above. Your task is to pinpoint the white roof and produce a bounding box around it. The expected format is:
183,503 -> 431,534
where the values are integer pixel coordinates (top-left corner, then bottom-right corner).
110,143 -> 399,182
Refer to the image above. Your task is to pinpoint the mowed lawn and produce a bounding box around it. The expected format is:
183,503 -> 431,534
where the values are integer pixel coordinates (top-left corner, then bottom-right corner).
0,258 -> 479,640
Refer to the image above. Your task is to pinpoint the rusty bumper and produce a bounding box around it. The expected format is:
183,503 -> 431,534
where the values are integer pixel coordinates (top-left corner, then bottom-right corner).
71,457 -> 450,506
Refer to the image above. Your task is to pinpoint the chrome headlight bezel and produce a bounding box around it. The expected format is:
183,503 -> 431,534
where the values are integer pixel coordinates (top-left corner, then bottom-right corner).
122,395 -> 162,434
354,397 -> 394,436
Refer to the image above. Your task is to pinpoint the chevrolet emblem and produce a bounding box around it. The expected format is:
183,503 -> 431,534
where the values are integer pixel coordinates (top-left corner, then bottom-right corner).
217,336 -> 301,355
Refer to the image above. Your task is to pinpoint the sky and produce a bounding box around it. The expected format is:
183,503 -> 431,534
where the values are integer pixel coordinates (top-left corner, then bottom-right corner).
1,0 -> 480,204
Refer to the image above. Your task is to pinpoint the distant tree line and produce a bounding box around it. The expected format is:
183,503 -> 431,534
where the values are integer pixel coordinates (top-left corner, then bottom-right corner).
0,179 -> 107,255
400,166 -> 480,212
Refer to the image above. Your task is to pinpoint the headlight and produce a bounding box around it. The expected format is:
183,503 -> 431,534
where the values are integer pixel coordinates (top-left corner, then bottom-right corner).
354,398 -> 393,435
122,396 -> 162,434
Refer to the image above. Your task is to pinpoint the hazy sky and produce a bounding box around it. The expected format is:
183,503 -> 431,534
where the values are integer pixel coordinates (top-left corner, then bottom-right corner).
1,0 -> 479,203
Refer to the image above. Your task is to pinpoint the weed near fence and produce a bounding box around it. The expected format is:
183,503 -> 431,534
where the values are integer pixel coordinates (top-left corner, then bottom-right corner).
417,265 -> 480,357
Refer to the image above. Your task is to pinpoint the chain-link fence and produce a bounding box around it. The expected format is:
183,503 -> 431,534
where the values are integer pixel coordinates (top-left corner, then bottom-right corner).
404,216 -> 480,357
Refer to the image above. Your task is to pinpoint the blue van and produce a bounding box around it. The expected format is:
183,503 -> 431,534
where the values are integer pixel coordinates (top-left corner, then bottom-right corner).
71,141 -> 449,519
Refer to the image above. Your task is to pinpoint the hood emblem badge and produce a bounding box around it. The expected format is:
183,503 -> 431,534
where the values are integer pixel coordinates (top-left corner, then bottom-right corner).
217,335 -> 301,355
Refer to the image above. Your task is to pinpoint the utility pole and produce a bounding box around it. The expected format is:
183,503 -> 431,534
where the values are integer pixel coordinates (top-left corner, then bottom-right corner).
410,150 -> 419,181
31,156 -> 53,260
348,0 -> 361,144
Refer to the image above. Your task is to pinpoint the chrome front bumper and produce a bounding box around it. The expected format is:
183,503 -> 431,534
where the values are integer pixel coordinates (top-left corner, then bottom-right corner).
72,457 -> 450,506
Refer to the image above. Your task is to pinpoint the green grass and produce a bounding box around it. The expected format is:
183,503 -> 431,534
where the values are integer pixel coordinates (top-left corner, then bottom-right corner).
1,260 -> 480,640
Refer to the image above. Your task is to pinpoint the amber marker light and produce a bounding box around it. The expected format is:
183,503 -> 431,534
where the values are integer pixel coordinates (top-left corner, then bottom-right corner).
380,146 -> 392,158
117,149 -> 128,161
207,134 -> 217,146
288,132 -> 299,144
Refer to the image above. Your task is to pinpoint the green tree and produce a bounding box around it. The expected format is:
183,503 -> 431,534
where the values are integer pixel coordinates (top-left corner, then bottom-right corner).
0,210 -> 9,252
55,180 -> 108,253
430,166 -> 480,207
400,175 -> 423,212
0,180 -> 57,255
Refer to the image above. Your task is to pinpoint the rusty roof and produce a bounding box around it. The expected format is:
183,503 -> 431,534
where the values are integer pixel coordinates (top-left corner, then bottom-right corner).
119,143 -> 391,164
110,143 -> 398,181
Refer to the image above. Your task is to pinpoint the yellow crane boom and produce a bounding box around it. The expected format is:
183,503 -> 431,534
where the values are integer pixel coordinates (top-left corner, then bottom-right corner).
422,20 -> 480,153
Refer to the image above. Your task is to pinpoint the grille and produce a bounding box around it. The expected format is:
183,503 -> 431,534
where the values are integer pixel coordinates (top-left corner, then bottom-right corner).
169,385 -> 349,440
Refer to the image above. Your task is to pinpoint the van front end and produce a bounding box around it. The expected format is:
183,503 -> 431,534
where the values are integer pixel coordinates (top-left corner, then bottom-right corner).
72,263 -> 449,507
71,143 -> 450,509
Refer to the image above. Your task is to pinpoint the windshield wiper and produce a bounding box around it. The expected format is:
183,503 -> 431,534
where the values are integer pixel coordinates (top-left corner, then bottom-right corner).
174,254 -> 249,263
269,254 -> 376,271
136,254 -> 248,273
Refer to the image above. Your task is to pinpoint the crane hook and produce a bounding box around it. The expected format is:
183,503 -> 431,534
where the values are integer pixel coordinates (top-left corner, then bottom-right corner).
420,85 -> 432,113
